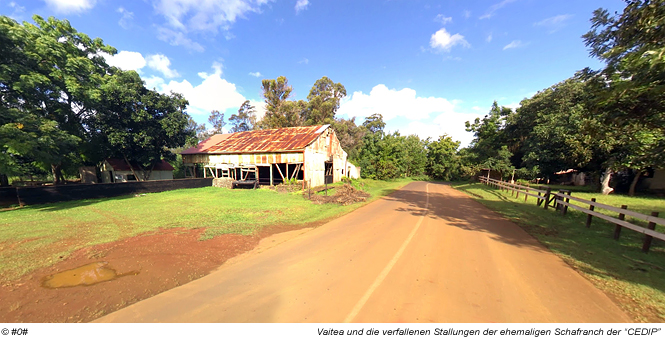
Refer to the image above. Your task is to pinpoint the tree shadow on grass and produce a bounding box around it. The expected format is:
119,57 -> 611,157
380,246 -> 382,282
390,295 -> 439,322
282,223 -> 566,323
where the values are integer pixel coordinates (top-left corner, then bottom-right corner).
4,194 -> 137,213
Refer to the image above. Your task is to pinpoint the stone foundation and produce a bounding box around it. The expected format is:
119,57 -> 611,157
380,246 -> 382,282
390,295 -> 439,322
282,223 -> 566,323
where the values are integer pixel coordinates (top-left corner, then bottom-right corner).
212,178 -> 234,189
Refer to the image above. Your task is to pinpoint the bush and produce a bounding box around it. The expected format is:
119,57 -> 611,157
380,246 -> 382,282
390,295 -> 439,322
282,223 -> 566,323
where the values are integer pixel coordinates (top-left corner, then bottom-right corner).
516,179 -> 530,186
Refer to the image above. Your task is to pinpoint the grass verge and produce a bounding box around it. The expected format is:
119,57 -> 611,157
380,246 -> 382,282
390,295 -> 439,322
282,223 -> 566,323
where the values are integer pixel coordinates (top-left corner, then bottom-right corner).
453,182 -> 665,322
0,178 -> 412,283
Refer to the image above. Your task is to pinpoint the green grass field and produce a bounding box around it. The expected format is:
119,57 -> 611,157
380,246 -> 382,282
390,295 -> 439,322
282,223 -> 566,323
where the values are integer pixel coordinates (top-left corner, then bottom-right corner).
0,178 -> 412,283
453,182 -> 665,322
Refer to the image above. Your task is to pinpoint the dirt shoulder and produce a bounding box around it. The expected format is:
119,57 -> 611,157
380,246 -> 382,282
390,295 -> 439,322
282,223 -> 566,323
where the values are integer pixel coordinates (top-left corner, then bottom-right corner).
0,224 -> 312,323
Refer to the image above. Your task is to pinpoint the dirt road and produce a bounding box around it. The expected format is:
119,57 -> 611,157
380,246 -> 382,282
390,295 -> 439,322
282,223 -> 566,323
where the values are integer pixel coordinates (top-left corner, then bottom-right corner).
95,182 -> 630,323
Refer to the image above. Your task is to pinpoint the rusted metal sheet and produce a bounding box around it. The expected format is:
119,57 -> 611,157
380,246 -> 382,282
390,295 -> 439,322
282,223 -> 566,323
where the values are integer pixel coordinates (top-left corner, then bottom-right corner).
182,125 -> 327,154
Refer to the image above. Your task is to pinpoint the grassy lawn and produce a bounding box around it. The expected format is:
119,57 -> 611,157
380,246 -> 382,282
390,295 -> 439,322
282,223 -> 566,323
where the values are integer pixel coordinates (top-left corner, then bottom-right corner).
453,182 -> 665,322
0,178 -> 412,283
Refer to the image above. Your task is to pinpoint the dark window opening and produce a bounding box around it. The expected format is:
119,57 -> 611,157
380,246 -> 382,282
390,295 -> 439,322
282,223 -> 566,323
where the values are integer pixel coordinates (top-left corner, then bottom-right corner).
324,162 -> 333,184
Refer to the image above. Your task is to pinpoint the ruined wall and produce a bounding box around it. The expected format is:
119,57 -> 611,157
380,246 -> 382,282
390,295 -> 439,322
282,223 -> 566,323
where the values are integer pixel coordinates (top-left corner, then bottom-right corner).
304,128 -> 347,187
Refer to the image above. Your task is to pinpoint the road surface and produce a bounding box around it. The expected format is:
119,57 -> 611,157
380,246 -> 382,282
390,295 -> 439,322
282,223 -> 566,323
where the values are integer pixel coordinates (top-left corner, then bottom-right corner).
95,182 -> 630,323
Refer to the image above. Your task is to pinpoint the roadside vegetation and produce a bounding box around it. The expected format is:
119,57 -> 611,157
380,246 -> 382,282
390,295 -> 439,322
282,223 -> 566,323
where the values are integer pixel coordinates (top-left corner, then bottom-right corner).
454,182 -> 665,322
0,178 -> 411,283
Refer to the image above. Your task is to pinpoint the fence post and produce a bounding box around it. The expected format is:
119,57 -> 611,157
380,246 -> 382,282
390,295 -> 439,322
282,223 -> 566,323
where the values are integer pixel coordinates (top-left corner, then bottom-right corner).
642,212 -> 659,253
563,190 -> 571,215
524,187 -> 528,202
543,188 -> 551,210
586,198 -> 596,228
558,193 -> 566,215
613,205 -> 627,240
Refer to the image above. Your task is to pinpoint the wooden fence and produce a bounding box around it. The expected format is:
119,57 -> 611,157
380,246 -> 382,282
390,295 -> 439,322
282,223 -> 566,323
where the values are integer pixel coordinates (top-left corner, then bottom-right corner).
479,177 -> 665,253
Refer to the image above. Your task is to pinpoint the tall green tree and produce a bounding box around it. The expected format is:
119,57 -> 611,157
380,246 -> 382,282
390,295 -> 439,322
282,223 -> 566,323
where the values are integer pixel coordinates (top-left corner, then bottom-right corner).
258,76 -> 295,129
208,110 -> 226,134
403,134 -> 428,177
582,0 -> 665,194
331,117 -> 365,161
583,0 -> 665,133
426,135 -> 461,181
93,70 -> 192,181
229,100 -> 256,132
304,76 -> 347,125
0,15 -> 115,183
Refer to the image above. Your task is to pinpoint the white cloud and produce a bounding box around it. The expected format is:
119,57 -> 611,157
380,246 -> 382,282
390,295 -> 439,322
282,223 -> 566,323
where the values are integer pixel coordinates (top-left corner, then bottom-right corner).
143,75 -> 165,90
503,40 -> 525,50
398,112 -> 483,148
479,0 -> 516,20
117,7 -> 134,29
338,84 -> 456,121
249,99 -> 267,121
156,26 -> 205,52
249,71 -> 262,77
7,2 -> 26,20
151,0 -> 272,52
152,62 -> 246,116
146,54 -> 180,78
486,34 -> 492,42
430,28 -> 470,52
463,10 -> 471,19
534,14 -> 572,33
153,0 -> 270,33
298,58 -> 309,64
102,51 -> 147,71
295,0 -> 309,14
43,0 -> 96,13
435,14 -> 452,25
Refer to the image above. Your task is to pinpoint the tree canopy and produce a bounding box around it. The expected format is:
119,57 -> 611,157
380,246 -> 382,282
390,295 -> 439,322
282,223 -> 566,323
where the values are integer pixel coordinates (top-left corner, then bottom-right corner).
1,15 -> 194,184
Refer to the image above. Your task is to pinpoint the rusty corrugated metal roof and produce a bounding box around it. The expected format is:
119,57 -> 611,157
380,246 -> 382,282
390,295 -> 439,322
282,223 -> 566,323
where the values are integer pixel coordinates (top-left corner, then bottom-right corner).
181,125 -> 328,154
181,134 -> 232,155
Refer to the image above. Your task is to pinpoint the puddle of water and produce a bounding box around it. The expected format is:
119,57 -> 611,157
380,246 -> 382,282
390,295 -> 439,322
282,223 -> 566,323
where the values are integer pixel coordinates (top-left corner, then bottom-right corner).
42,262 -> 137,288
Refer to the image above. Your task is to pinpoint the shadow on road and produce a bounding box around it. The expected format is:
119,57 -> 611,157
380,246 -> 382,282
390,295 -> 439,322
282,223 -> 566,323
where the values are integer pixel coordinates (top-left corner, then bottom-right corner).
382,182 -> 547,252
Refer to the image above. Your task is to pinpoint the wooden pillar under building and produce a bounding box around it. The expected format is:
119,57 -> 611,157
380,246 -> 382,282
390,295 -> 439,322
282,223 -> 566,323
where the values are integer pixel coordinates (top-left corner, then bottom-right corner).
270,165 -> 273,186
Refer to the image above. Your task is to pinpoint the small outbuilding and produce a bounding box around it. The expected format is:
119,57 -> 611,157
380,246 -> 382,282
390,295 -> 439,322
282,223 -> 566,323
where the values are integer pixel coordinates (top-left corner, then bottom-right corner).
100,158 -> 174,183
181,125 -> 351,187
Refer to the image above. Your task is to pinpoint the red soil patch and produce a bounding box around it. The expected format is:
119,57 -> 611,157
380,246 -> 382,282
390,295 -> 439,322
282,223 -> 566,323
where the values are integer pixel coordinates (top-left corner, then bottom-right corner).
0,224 -> 309,323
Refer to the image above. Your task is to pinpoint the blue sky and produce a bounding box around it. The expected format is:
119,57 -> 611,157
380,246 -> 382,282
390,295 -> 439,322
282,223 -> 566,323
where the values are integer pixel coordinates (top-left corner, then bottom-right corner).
3,0 -> 625,147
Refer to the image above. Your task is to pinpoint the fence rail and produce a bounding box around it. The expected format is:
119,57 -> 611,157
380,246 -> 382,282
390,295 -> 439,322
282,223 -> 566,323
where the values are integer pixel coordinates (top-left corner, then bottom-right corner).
479,176 -> 664,253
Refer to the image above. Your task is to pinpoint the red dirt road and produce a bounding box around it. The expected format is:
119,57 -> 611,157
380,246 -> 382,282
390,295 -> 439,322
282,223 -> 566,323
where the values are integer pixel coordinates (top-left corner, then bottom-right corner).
96,182 -> 630,323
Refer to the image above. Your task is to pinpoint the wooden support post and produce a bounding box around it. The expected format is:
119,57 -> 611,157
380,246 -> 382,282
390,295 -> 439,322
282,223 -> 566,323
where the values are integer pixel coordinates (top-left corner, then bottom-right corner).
543,188 -> 551,210
563,190 -> 571,215
270,165 -> 273,186
275,164 -> 285,181
642,212 -> 659,253
286,164 -> 289,181
586,198 -> 596,228
613,205 -> 627,240
515,187 -> 519,199
524,188 -> 528,202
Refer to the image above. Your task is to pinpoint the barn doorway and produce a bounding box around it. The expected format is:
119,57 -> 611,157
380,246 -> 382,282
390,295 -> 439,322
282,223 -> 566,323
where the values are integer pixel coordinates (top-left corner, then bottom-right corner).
324,162 -> 333,184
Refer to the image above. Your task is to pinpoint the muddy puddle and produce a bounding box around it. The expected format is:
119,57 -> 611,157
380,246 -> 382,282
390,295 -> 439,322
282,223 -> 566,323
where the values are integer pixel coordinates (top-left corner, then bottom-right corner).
42,262 -> 138,288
